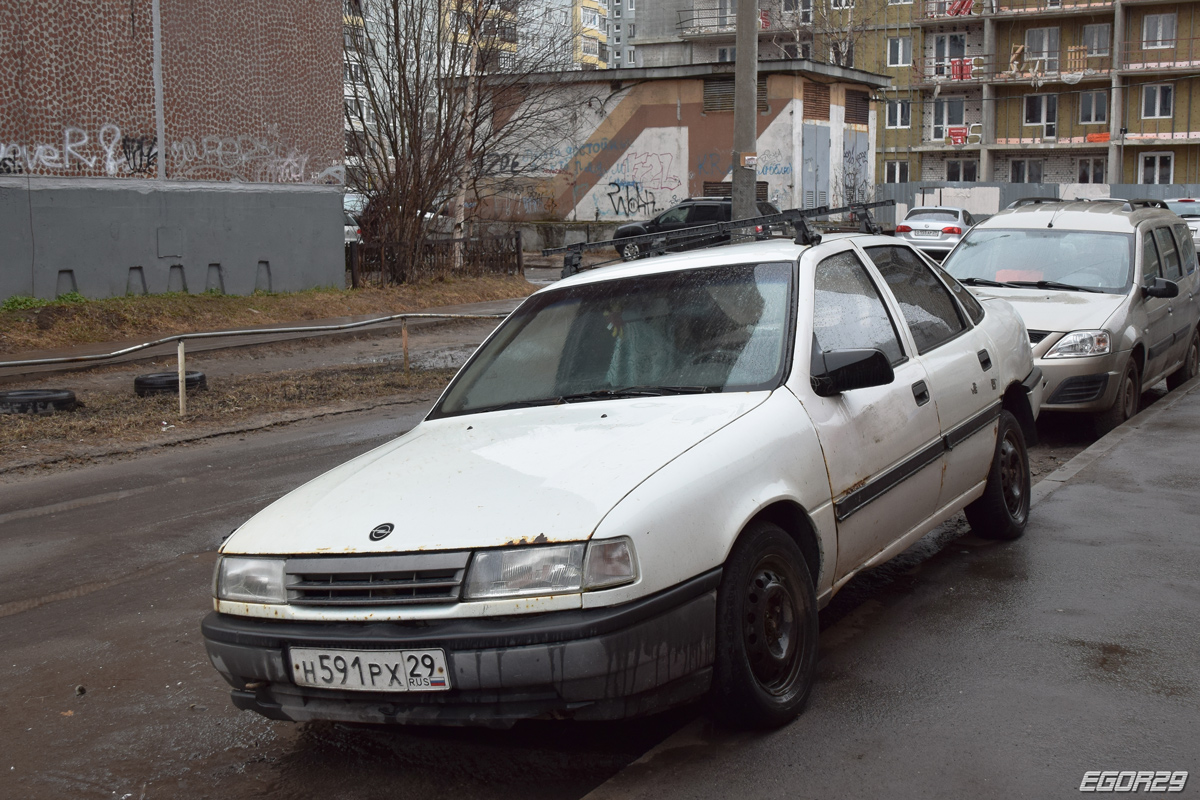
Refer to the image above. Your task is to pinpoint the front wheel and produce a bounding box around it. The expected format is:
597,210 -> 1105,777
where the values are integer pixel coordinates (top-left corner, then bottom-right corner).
711,521 -> 817,730
1166,330 -> 1199,391
965,409 -> 1030,541
1092,358 -> 1140,436
618,240 -> 643,261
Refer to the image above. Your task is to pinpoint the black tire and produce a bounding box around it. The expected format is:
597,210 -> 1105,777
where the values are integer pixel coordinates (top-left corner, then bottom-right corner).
0,389 -> 78,414
712,521 -> 818,730
618,240 -> 643,261
965,409 -> 1030,541
134,371 -> 207,397
1166,329 -> 1199,391
1092,358 -> 1139,436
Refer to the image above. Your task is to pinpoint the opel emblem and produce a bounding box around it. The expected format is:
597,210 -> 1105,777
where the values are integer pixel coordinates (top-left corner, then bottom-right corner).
369,523 -> 394,541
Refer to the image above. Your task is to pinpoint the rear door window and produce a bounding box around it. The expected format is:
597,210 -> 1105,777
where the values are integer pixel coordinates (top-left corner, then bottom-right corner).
1171,223 -> 1196,275
1154,228 -> 1182,280
688,204 -> 725,224
864,245 -> 966,354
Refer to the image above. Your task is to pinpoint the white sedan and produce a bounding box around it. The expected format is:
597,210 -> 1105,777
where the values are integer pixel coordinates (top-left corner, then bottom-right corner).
202,234 -> 1042,730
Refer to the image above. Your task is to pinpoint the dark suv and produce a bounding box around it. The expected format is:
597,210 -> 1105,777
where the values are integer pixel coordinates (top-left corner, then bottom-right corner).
613,197 -> 781,261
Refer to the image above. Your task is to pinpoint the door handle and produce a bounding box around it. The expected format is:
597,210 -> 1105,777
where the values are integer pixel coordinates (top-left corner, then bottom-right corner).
912,380 -> 930,406
977,349 -> 992,370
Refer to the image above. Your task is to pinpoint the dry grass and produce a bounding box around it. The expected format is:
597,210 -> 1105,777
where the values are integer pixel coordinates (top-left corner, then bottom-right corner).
0,363 -> 458,469
0,275 -> 536,355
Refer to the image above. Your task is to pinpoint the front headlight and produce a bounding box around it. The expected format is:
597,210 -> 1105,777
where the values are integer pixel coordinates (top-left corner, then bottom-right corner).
1044,330 -> 1111,358
214,557 -> 286,604
463,538 -> 637,600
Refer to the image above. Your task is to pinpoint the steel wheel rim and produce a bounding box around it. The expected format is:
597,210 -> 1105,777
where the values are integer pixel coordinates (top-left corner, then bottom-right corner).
743,557 -> 803,695
1189,340 -> 1199,379
999,431 -> 1026,519
1121,369 -> 1137,419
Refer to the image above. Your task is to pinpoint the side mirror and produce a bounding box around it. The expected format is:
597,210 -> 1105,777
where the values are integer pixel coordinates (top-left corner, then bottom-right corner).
1144,277 -> 1180,299
811,348 -> 896,397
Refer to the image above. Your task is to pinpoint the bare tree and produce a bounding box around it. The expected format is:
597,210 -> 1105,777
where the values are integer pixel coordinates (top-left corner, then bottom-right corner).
343,0 -> 580,282
761,0 -> 887,70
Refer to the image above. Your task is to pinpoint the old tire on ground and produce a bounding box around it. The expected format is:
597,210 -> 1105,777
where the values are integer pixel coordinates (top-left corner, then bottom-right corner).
1092,358 -> 1139,437
134,371 -> 207,397
1166,329 -> 1200,391
619,240 -> 643,261
965,409 -> 1030,541
711,520 -> 817,730
0,389 -> 78,414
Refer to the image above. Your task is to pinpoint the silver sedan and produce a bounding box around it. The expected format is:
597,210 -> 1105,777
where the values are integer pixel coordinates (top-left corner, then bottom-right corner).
895,206 -> 976,260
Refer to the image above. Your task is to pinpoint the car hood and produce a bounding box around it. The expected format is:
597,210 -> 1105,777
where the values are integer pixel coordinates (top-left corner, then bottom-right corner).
223,393 -> 770,555
969,287 -> 1127,333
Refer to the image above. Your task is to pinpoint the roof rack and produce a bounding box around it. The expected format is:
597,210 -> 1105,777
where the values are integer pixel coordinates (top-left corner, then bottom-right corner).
543,200 -> 896,277
1006,197 -> 1063,210
1123,198 -> 1169,212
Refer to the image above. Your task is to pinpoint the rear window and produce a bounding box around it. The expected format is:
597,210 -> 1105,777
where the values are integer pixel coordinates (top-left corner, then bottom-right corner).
1164,200 -> 1200,218
905,209 -> 959,223
943,229 -> 1134,294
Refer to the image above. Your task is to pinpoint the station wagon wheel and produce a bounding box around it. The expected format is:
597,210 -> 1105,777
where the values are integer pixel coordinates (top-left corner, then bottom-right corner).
964,409 -> 1030,541
712,521 -> 817,729
1093,359 -> 1140,436
620,241 -> 643,261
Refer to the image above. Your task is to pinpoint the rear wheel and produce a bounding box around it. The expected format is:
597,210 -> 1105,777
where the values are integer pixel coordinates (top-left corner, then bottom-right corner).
965,410 -> 1030,541
1166,330 -> 1199,391
711,521 -> 817,730
1093,359 -> 1139,436
618,240 -> 643,261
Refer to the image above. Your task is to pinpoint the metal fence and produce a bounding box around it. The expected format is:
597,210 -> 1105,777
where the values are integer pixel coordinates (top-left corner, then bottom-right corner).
347,232 -> 525,287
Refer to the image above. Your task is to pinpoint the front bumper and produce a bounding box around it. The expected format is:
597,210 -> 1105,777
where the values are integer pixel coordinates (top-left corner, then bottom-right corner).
1037,351 -> 1124,412
202,569 -> 719,726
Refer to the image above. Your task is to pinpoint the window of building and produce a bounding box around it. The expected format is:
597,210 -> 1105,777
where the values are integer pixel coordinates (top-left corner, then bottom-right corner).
628,0 -> 634,9
1141,152 -> 1174,184
947,159 -> 978,181
1143,14 -> 1176,49
1079,90 -> 1107,124
582,36 -> 599,56
887,36 -> 912,67
785,0 -> 813,23
1077,157 -> 1106,183
1010,159 -> 1044,183
615,6 -> 621,16
932,98 -> 964,140
718,47 -> 736,62
344,62 -> 364,83
1025,27 -> 1061,72
885,161 -> 910,183
1082,23 -> 1110,56
1024,94 -> 1058,138
933,33 -> 966,76
627,47 -> 635,62
885,100 -> 910,128
344,26 -> 366,51
830,0 -> 854,8
888,0 -> 913,5
629,23 -> 635,37
582,8 -> 599,28
1143,84 -> 1174,119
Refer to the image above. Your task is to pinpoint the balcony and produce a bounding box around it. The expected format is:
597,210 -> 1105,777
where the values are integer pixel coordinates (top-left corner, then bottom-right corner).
676,7 -> 796,38
1121,36 -> 1200,73
919,0 -> 1112,21
911,47 -> 1111,85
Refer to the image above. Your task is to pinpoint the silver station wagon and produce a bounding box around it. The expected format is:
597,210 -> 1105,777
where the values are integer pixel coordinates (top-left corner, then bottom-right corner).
942,199 -> 1200,434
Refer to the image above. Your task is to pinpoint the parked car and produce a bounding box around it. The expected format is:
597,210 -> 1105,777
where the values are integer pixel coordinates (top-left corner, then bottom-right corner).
894,206 -> 976,259
613,197 -> 782,261
942,198 -> 1200,434
202,233 -> 1041,730
344,212 -> 361,245
1163,198 -> 1200,244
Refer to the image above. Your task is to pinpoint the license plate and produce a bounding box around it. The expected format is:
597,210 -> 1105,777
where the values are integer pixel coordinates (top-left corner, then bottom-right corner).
913,229 -> 939,237
290,648 -> 451,692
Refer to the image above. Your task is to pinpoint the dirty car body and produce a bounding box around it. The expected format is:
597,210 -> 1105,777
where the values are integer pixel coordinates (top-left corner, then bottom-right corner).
202,235 -> 1041,729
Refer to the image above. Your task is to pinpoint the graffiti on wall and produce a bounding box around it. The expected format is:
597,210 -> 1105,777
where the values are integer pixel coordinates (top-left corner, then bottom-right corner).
606,183 -> 659,216
0,123 -> 327,183
607,152 -> 682,192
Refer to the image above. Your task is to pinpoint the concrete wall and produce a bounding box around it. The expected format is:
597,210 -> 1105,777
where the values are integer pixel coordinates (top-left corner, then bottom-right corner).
0,179 -> 342,300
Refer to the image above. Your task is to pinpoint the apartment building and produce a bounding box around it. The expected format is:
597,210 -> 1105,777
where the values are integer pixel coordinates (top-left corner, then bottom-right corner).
631,0 -> 1200,186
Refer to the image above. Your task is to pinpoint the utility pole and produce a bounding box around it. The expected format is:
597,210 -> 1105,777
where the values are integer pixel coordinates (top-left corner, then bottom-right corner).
732,0 -> 759,221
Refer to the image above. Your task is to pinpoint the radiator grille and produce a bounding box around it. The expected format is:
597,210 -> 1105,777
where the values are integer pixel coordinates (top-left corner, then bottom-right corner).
1028,329 -> 1051,345
285,552 -> 470,607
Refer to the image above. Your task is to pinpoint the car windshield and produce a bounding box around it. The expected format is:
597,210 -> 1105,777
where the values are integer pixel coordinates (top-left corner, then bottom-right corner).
1164,200 -> 1200,218
906,209 -> 959,223
432,262 -> 794,417
942,228 -> 1134,294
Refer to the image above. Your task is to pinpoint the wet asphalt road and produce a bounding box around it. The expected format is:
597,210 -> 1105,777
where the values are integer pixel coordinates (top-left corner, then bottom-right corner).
2,385 -> 1198,799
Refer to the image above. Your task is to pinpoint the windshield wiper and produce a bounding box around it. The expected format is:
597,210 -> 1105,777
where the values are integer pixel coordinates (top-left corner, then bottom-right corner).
957,277 -> 1018,288
559,385 -> 718,402
1005,280 -> 1103,293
